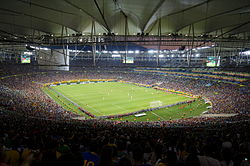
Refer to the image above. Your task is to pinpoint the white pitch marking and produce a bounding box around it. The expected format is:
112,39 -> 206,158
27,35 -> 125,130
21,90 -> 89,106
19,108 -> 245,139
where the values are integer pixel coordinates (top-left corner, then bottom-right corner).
111,104 -> 128,112
151,112 -> 166,120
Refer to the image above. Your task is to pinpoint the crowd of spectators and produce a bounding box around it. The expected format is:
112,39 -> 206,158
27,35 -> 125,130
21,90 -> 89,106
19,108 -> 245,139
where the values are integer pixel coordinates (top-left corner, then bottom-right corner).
0,64 -> 249,166
0,65 -> 249,122
0,108 -> 250,166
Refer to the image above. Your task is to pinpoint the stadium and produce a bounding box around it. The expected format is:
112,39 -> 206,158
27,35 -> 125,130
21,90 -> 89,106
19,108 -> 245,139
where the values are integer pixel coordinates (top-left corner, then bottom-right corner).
0,0 -> 250,166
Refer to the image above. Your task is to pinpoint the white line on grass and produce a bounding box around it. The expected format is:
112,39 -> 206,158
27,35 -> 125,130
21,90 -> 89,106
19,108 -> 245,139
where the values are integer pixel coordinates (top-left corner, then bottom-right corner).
56,91 -> 104,116
67,96 -> 102,114
151,112 -> 166,121
111,104 -> 129,112
83,104 -> 103,116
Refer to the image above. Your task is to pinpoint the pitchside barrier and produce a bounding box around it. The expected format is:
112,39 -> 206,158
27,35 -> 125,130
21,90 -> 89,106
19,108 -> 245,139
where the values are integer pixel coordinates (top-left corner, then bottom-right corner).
119,80 -> 198,98
44,79 -> 116,87
45,79 -> 198,99
48,86 -> 97,118
150,101 -> 163,107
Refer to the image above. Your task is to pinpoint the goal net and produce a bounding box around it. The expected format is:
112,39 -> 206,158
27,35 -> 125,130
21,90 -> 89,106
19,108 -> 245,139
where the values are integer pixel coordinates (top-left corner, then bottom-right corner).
150,101 -> 163,108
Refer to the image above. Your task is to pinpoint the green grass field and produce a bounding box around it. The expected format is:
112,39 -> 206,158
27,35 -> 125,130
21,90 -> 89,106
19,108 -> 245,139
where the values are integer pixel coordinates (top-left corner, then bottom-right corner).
43,81 -> 208,121
113,99 -> 208,121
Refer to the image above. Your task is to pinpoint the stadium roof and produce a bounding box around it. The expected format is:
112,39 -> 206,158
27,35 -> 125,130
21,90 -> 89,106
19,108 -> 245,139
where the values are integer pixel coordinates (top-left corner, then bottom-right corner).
0,0 -> 250,37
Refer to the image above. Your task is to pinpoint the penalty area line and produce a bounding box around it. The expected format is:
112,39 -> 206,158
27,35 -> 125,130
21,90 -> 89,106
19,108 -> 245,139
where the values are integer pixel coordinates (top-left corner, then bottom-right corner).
111,104 -> 129,113
83,104 -> 104,116
151,112 -> 166,121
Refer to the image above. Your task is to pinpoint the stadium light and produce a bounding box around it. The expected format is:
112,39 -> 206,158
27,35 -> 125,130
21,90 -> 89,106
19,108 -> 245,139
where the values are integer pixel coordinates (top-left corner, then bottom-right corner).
113,51 -> 119,53
159,54 -> 164,58
148,50 -> 157,53
128,50 -> 134,53
135,50 -> 140,54
112,54 -> 121,57
195,53 -> 200,57
30,46 -> 49,51
148,50 -> 154,53
42,47 -> 49,50
29,46 -> 36,49
24,52 -> 32,55
241,50 -> 250,55
197,46 -> 210,50
68,50 -> 84,53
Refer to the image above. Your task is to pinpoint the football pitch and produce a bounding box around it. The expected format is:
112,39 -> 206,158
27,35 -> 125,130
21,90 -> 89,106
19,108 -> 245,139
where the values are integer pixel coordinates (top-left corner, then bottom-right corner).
43,81 -> 208,121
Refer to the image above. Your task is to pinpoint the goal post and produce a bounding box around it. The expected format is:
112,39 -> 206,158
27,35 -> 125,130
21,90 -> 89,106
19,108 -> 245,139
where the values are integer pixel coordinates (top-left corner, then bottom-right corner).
150,101 -> 163,108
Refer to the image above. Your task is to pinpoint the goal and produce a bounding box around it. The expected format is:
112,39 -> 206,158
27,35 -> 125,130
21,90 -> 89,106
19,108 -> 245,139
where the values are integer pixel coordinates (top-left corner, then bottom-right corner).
150,101 -> 163,108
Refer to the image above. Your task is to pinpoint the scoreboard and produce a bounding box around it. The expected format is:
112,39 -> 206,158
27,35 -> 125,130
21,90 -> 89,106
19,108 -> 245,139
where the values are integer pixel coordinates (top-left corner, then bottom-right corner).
206,56 -> 220,67
21,52 -> 32,63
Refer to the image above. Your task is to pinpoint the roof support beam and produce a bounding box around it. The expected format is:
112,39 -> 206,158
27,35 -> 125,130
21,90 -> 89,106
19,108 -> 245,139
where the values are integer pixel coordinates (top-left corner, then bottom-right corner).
180,20 -> 250,58
121,10 -> 129,63
91,20 -> 96,67
0,8 -> 78,32
188,24 -> 195,67
142,0 -> 165,32
237,32 -> 247,66
63,0 -> 109,33
60,25 -> 69,66
17,0 -> 76,16
157,18 -> 162,66
0,21 -> 50,34
93,0 -> 111,33
176,4 -> 250,33
206,17 -> 250,35
144,0 -> 213,32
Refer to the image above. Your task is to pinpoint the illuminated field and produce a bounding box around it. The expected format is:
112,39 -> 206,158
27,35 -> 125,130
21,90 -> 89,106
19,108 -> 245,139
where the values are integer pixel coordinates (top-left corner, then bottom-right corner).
44,82 -> 208,121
